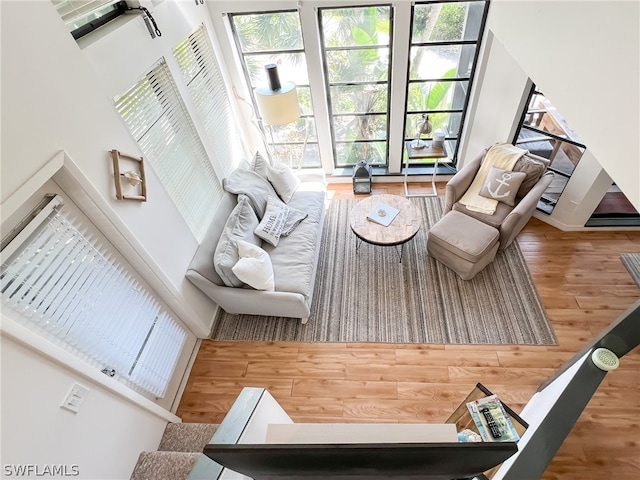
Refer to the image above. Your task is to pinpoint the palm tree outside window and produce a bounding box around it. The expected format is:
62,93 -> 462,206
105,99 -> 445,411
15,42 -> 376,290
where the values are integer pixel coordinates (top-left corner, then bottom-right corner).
319,5 -> 393,168
226,2 -> 489,173
405,1 -> 489,168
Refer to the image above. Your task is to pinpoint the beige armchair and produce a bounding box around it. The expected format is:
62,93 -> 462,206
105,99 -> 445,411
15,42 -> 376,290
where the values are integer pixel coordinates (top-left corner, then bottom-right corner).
444,148 -> 554,251
427,146 -> 553,280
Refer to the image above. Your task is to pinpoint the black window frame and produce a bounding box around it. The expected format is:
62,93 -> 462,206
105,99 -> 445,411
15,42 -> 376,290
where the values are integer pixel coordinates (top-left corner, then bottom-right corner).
512,85 -> 588,214
318,4 -> 395,169
227,9 -> 321,168
404,0 -> 490,168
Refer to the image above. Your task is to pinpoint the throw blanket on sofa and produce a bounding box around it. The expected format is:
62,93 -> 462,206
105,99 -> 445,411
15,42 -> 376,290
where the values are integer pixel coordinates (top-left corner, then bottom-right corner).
459,143 -> 527,214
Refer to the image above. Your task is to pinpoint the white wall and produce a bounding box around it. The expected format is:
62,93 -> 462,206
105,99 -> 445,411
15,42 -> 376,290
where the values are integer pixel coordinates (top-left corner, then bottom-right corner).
1,336 -> 170,480
0,0 -> 222,336
550,150 -> 614,228
1,2 -> 232,477
486,0 -> 640,211
461,31 -> 531,163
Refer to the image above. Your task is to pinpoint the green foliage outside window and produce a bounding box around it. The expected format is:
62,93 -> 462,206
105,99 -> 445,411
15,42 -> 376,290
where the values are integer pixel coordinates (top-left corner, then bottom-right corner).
232,2 -> 482,167
430,3 -> 465,41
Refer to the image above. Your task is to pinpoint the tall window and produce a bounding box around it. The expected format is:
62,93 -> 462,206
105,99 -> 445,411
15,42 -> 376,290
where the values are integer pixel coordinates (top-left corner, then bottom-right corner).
229,10 -> 320,168
514,89 -> 586,214
173,25 -> 245,179
114,60 -> 223,241
406,1 -> 489,165
319,5 -> 393,168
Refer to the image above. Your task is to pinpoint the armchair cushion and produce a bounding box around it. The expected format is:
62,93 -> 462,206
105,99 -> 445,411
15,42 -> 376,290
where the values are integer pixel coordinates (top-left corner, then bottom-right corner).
452,201 -> 513,229
512,154 -> 548,198
479,166 -> 527,206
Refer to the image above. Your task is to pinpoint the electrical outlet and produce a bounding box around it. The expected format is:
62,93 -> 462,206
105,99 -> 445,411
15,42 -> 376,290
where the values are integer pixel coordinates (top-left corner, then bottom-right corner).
61,383 -> 90,413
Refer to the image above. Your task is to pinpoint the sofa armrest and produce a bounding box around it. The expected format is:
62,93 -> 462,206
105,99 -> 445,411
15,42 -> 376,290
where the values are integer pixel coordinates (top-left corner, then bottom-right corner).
499,171 -> 554,249
444,152 -> 484,214
186,269 -> 312,320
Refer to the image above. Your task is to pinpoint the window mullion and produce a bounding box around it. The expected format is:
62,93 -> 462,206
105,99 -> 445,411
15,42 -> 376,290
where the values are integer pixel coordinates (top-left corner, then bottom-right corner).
388,1 -> 413,173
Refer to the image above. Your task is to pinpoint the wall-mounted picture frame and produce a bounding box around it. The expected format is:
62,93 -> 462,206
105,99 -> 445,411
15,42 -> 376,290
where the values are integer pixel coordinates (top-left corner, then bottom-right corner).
110,149 -> 147,201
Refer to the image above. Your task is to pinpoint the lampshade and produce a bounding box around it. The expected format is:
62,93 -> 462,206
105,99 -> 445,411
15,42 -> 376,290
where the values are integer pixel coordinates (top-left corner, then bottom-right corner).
255,81 -> 301,126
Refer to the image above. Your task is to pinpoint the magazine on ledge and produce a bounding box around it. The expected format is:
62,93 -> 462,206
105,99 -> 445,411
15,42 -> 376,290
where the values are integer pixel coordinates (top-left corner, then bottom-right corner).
466,395 -> 520,442
367,202 -> 400,227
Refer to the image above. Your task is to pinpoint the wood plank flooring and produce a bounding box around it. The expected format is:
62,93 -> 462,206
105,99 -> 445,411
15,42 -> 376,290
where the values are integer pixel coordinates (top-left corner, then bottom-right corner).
177,182 -> 640,480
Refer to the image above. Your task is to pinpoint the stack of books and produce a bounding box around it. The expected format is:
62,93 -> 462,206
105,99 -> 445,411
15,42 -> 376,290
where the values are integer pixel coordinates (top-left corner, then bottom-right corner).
466,395 -> 520,442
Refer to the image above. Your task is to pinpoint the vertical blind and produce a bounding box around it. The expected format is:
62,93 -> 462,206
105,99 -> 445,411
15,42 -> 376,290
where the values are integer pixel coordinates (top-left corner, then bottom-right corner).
0,196 -> 187,399
173,25 -> 246,179
114,59 -> 223,242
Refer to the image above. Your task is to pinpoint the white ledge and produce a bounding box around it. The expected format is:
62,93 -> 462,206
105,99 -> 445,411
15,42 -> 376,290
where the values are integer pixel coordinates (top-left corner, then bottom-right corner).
1,314 -> 180,423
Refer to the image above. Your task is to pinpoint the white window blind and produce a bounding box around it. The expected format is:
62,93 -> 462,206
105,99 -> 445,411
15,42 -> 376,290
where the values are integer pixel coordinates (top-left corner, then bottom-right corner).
0,196 -> 187,399
51,0 -> 123,30
173,25 -> 245,178
114,60 -> 223,241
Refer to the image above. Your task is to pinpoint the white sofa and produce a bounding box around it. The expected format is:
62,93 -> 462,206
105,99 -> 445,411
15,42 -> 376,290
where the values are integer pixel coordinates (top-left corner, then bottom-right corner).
186,167 -> 327,325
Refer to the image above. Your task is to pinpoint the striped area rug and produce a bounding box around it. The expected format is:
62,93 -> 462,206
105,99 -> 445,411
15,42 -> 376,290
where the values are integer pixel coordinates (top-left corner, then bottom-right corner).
210,197 -> 556,345
621,253 -> 640,288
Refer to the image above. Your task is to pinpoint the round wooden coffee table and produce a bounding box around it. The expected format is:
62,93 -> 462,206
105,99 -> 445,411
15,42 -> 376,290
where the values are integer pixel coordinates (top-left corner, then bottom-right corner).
349,194 -> 422,263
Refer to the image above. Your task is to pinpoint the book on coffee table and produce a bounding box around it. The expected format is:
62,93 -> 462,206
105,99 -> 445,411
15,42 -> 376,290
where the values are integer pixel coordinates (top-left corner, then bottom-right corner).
367,202 -> 400,227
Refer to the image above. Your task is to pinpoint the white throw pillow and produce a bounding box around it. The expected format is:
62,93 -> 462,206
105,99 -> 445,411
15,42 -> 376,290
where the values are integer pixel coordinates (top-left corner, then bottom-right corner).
267,162 -> 300,203
231,239 -> 275,291
254,196 -> 289,247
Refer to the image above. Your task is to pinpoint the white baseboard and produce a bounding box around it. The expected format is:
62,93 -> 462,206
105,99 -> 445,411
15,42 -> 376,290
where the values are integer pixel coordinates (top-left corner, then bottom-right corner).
533,211 -> 640,232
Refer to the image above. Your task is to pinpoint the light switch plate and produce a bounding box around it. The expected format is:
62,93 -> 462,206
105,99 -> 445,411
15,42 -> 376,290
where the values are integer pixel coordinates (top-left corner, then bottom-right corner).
61,383 -> 90,413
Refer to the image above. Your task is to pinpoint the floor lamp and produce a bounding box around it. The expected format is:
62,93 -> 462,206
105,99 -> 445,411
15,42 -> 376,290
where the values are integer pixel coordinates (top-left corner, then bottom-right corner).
254,64 -> 301,166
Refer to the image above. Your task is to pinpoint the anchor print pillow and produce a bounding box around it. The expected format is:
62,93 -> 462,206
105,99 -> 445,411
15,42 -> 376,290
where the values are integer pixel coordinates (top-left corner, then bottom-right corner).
479,166 -> 527,206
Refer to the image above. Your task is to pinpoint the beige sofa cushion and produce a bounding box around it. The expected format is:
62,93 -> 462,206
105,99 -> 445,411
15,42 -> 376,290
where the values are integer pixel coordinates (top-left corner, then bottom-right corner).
223,168 -> 280,218
214,195 -> 262,287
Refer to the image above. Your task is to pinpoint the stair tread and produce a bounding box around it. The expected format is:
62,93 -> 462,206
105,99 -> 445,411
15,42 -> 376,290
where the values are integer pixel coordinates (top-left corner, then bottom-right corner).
130,451 -> 200,480
158,422 -> 219,453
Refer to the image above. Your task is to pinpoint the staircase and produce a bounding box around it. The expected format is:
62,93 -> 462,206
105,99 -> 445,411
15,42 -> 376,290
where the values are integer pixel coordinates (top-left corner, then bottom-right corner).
129,388 -> 290,480
130,422 -> 219,480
